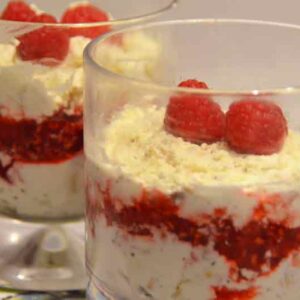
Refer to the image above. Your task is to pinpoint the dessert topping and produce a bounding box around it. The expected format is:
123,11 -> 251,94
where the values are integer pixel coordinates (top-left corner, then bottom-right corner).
17,13 -> 70,66
225,99 -> 288,155
61,3 -> 110,38
164,79 -> 225,144
178,79 -> 209,89
1,0 -> 36,22
31,12 -> 57,23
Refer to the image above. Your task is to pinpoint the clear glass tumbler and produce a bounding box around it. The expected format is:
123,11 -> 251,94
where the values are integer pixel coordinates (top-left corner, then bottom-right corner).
0,0 -> 177,291
84,19 -> 300,300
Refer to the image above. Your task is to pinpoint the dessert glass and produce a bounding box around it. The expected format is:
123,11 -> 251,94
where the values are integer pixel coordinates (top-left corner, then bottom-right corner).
84,20 -> 300,300
0,0 -> 177,291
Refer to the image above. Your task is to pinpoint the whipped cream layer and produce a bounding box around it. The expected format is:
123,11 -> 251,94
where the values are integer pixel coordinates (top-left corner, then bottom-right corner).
0,154 -> 84,220
0,36 -> 88,119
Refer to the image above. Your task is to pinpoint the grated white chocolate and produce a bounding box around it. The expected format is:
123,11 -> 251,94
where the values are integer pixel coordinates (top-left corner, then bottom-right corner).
104,105 -> 300,192
95,31 -> 162,81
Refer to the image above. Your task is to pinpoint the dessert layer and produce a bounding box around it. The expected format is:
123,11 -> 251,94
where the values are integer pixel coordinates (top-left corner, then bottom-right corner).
88,217 -> 300,300
94,31 -> 162,81
86,164 -> 300,274
0,36 -> 88,118
86,157 -> 300,299
0,154 -> 84,220
104,105 -> 300,191
0,107 -> 82,163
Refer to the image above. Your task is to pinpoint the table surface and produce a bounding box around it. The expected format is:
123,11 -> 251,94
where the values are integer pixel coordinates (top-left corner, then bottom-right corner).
0,290 -> 86,300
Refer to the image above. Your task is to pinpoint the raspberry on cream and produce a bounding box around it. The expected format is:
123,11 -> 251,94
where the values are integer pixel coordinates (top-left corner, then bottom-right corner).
226,99 -> 288,155
1,0 -> 36,21
61,2 -> 110,38
164,79 -> 225,144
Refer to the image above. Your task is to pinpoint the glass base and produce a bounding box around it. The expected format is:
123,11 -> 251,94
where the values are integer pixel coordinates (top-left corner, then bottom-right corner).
87,279 -> 110,300
0,216 -> 86,291
87,269 -> 129,300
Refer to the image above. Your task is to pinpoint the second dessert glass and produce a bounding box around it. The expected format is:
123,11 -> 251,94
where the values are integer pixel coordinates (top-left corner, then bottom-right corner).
84,20 -> 300,300
0,0 -> 177,291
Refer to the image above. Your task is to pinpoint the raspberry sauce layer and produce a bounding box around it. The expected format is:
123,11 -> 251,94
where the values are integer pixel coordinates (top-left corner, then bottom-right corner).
87,181 -> 300,282
214,287 -> 257,300
0,107 -> 83,182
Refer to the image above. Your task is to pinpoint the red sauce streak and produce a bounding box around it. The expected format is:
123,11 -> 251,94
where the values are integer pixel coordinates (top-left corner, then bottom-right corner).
214,217 -> 300,279
101,184 -> 209,245
0,158 -> 14,184
0,108 -> 83,183
214,287 -> 257,300
86,182 -> 103,237
87,182 -> 300,281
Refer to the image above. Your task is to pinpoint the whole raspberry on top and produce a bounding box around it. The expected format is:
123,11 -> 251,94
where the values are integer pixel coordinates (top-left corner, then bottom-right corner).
164,79 -> 225,144
178,79 -> 209,89
17,13 -> 70,66
61,3 -> 110,39
225,99 -> 288,155
1,0 -> 36,22
31,13 -> 57,23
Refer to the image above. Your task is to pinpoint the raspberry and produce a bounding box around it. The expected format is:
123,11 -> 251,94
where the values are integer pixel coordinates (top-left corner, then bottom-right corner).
178,79 -> 209,89
164,80 -> 225,144
1,0 -> 36,22
30,13 -> 57,23
61,3 -> 110,39
17,13 -> 69,66
225,99 -> 288,155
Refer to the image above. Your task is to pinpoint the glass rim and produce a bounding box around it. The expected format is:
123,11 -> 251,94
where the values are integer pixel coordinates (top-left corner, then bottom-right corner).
0,0 -> 178,28
85,18 -> 300,96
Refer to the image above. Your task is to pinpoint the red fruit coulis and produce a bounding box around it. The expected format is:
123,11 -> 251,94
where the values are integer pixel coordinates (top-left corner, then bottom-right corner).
87,180 -> 300,298
0,159 -> 14,184
0,107 -> 83,184
214,287 -> 257,300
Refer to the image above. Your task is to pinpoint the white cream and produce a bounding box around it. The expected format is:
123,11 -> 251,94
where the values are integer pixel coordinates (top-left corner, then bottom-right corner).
0,64 -> 59,118
0,36 -> 88,119
87,219 -> 229,300
64,36 -> 91,68
0,154 -> 84,220
0,40 -> 18,66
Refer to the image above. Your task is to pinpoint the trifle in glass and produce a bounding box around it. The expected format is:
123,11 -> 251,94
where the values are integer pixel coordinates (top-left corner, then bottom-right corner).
84,20 -> 300,300
0,0 -> 176,290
